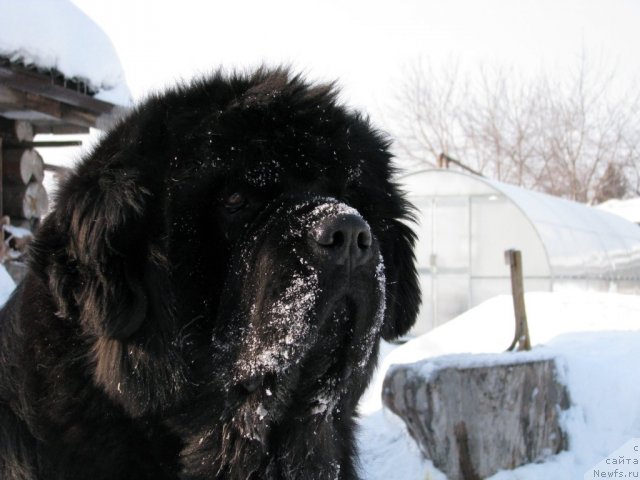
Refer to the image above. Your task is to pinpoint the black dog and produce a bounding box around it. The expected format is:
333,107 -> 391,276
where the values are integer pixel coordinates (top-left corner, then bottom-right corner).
0,68 -> 420,479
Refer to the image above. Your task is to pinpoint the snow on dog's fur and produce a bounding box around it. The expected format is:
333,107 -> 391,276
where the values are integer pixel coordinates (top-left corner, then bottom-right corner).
0,68 -> 420,480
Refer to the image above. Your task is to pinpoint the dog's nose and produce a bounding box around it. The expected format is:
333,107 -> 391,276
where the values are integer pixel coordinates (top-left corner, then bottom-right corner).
311,213 -> 373,267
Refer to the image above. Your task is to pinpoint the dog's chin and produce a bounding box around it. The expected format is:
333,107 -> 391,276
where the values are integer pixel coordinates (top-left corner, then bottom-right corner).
233,296 -> 351,391
232,291 -> 382,425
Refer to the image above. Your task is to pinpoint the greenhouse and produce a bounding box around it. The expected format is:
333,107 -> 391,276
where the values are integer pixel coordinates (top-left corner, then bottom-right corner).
400,169 -> 640,335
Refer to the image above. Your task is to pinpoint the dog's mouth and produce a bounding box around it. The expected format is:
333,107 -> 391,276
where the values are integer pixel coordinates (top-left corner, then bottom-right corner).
292,298 -> 358,409
236,298 -> 352,386
233,294 -> 357,388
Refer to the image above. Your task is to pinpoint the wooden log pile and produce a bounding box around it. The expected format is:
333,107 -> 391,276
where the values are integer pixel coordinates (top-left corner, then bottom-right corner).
0,119 -> 49,222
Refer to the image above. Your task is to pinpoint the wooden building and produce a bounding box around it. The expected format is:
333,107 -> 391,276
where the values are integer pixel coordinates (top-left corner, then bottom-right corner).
0,57 -> 127,278
0,56 -> 125,223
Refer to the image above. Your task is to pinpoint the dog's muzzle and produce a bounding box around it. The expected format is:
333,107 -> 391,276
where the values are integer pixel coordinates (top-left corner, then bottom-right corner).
310,212 -> 373,269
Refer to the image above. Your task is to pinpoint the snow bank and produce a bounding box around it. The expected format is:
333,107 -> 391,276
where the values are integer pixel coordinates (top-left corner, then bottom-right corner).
358,292 -> 640,479
0,0 -> 131,106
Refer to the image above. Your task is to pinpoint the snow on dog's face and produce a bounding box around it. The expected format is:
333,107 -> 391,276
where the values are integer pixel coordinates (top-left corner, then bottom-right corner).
213,197 -> 386,428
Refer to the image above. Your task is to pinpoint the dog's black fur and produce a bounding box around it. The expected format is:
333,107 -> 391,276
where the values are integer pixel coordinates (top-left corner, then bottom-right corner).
0,68 -> 420,480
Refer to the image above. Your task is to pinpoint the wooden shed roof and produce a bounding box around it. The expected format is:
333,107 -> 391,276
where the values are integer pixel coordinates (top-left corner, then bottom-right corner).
0,56 -> 125,135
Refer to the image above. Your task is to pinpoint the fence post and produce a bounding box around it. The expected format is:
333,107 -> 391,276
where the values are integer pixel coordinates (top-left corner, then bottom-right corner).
505,249 -> 531,351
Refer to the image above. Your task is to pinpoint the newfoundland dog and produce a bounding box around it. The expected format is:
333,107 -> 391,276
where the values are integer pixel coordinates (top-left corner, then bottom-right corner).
0,68 -> 420,480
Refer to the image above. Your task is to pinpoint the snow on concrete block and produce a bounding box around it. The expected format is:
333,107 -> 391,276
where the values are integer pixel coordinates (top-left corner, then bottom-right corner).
382,352 -> 570,480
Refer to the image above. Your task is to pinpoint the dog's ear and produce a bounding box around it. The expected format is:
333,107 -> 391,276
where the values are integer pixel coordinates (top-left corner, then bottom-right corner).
347,174 -> 421,341
344,119 -> 421,341
50,159 -> 157,340
379,216 -> 421,341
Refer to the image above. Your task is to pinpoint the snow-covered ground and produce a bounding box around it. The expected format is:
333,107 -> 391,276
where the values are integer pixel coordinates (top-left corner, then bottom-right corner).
358,292 -> 640,479
0,0 -> 131,106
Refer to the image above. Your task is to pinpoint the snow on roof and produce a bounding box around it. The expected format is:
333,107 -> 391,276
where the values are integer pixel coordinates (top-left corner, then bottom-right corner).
596,197 -> 640,225
0,0 -> 131,106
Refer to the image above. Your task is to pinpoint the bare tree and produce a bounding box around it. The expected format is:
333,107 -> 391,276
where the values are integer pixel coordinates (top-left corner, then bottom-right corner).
390,56 -> 640,203
593,162 -> 629,204
392,60 -> 472,168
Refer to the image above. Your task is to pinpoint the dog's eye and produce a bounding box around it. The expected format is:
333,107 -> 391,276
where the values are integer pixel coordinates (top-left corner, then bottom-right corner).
225,192 -> 246,211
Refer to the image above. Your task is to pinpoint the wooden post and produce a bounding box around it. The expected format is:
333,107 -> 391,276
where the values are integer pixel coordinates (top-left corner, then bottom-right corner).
437,152 -> 448,168
505,249 -> 532,351
437,152 -> 484,176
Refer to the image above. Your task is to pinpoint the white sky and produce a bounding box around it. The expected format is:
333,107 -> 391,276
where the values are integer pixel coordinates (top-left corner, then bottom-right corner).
69,0 -> 640,122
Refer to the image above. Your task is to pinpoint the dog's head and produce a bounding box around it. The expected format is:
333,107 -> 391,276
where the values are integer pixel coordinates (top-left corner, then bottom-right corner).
33,68 -> 420,418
